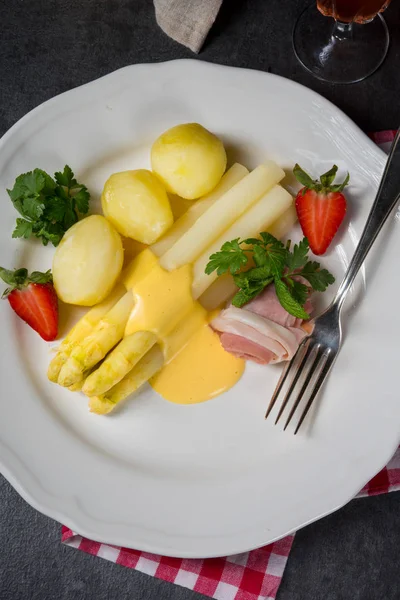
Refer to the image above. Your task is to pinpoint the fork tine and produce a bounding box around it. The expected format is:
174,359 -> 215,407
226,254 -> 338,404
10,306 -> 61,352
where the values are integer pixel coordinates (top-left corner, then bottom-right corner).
265,338 -> 309,419
275,339 -> 312,425
293,350 -> 335,435
265,360 -> 291,419
283,344 -> 323,431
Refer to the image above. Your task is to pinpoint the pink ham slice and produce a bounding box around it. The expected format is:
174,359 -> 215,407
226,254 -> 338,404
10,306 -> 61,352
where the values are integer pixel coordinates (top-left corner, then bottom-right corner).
211,284 -> 313,365
219,333 -> 275,365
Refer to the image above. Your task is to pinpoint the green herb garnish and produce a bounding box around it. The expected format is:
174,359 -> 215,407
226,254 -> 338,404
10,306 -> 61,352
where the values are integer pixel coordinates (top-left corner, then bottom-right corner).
7,165 -> 90,247
205,234 -> 335,319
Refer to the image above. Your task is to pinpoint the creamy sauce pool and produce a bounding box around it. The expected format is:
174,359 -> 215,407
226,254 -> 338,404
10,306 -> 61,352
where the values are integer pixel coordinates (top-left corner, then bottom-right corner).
122,249 -> 244,404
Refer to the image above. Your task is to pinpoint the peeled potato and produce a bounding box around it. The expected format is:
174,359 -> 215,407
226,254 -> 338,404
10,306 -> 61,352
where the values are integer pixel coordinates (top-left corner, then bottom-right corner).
101,169 -> 173,244
151,123 -> 227,200
52,215 -> 124,306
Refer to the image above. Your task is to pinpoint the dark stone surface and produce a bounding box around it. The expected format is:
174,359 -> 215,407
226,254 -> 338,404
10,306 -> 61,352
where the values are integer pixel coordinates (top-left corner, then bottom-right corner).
1,0 -> 400,599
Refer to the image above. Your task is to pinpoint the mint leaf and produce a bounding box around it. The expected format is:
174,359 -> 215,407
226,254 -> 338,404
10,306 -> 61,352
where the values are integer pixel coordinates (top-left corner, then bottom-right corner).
287,278 -> 309,306
232,284 -> 265,308
264,246 -> 286,278
259,233 -> 286,277
231,289 -> 252,308
274,279 -> 310,320
206,231 -> 334,317
243,233 -> 287,278
252,244 -> 267,267
244,266 -> 272,282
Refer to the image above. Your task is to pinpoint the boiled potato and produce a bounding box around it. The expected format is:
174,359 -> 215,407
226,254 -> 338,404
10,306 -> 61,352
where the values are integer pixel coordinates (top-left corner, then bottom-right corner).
52,215 -> 124,306
101,169 -> 173,244
151,123 -> 227,200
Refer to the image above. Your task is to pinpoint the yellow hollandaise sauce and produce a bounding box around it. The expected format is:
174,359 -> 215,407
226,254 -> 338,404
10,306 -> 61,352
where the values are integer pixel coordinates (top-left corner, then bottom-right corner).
122,249 -> 244,404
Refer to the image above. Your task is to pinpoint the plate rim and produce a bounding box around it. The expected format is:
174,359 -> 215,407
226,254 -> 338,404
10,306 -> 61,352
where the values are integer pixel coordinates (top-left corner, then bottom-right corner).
0,59 -> 395,558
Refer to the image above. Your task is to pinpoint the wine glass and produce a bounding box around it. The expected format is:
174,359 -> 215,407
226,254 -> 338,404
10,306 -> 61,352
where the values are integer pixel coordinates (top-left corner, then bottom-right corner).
293,0 -> 391,84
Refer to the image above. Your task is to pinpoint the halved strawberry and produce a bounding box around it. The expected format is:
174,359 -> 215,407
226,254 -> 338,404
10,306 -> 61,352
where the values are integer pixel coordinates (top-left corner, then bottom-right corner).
0,267 -> 58,341
293,164 -> 349,255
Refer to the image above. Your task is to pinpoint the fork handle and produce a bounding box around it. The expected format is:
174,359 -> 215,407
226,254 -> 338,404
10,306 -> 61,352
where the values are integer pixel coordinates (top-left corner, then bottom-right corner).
334,129 -> 400,308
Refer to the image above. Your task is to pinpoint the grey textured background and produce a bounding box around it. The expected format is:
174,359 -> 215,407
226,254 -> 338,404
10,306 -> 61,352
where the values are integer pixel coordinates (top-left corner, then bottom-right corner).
1,1 -> 400,599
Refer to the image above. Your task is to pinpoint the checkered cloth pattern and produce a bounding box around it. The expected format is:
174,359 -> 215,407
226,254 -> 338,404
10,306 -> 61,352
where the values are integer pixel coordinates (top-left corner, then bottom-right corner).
62,130 -> 399,600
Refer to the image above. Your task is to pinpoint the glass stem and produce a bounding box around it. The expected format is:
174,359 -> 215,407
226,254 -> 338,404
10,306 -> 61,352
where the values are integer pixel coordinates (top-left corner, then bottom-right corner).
332,20 -> 353,41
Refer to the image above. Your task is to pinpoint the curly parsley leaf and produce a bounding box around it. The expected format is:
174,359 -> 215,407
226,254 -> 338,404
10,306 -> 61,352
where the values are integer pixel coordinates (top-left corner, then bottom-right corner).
7,166 -> 90,247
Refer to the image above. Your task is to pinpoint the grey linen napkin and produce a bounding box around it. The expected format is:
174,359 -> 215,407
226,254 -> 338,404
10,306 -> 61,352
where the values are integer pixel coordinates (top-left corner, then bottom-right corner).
154,0 -> 223,53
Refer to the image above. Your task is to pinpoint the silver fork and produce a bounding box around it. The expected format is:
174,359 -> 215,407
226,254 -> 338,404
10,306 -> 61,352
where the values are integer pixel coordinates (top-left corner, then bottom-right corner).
266,129 -> 400,434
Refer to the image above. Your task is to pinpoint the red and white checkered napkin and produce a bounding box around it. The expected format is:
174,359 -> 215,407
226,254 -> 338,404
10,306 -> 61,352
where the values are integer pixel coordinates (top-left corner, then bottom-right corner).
63,130 -> 399,600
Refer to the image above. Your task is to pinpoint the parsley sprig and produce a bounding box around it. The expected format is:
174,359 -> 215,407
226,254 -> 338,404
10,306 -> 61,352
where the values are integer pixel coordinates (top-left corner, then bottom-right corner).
205,234 -> 335,319
7,165 -> 90,247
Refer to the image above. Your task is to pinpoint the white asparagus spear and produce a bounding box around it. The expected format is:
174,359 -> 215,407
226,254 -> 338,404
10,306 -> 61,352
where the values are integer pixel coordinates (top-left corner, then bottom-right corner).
86,202 -> 297,407
191,185 -> 293,299
159,162 -> 284,271
88,345 -> 164,415
47,284 -> 126,383
82,330 -> 158,397
58,290 -> 134,387
151,163 -> 249,257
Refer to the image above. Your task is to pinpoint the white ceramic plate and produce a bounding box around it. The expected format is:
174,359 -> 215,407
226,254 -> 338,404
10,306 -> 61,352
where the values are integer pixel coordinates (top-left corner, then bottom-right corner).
0,60 -> 399,558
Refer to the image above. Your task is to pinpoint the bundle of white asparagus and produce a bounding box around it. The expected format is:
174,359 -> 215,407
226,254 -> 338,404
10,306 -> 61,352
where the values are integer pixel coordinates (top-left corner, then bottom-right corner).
48,162 -> 297,414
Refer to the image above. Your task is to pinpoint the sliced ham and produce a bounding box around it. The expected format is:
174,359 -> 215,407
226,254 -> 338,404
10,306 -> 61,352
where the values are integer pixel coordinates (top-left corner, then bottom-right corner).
242,282 -> 298,328
219,333 -> 275,365
211,284 -> 313,365
211,306 -> 300,363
